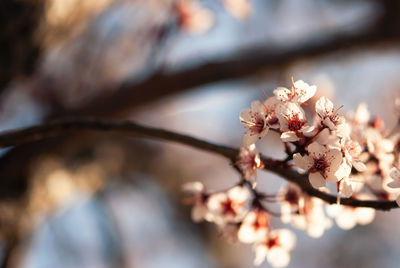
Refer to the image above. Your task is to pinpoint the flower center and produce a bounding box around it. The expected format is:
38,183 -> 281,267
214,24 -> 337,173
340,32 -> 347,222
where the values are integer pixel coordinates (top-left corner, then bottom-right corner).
313,156 -> 329,173
251,115 -> 266,134
252,212 -> 269,231
287,114 -> 305,131
221,198 -> 237,215
266,236 -> 280,249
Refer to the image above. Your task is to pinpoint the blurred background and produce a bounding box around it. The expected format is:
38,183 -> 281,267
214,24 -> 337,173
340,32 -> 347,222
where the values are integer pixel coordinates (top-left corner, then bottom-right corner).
1,0 -> 400,267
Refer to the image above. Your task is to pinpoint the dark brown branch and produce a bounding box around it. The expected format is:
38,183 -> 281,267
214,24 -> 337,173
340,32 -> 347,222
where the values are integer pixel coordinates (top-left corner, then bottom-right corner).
0,117 -> 397,210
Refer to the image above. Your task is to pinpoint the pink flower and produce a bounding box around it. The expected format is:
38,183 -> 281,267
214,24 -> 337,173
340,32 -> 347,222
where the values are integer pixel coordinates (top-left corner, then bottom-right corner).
240,100 -> 269,146
237,144 -> 264,186
293,142 -> 344,188
279,184 -> 332,238
182,182 -> 212,222
277,102 -> 315,142
238,210 -> 270,244
274,80 -> 316,104
207,186 -> 251,225
315,97 -> 347,137
327,195 -> 376,230
253,229 -> 296,267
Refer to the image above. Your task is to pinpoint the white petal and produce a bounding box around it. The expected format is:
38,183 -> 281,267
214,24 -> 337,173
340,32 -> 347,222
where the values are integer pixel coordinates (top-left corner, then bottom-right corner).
293,153 -> 313,170
254,245 -> 268,266
276,229 -> 296,251
307,142 -> 327,159
239,109 -> 252,124
326,149 -> 343,171
243,132 -> 259,147
332,162 -> 351,181
192,205 -> 207,222
396,196 -> 400,207
340,179 -> 353,198
352,160 -> 366,172
182,181 -> 204,193
336,212 -> 357,230
301,125 -> 316,137
355,208 -> 375,225
251,100 -> 266,114
390,168 -> 400,180
267,248 -> 291,268
280,132 -> 299,142
315,128 -> 330,145
315,96 -> 333,117
309,172 -> 326,188
387,180 -> 400,189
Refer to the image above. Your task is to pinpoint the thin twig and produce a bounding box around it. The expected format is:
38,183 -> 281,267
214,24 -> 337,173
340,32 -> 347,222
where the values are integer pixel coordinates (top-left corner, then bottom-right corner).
0,117 -> 397,210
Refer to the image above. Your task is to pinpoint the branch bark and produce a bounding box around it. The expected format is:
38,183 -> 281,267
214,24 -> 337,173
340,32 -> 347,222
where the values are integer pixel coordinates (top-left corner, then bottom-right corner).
0,117 -> 396,210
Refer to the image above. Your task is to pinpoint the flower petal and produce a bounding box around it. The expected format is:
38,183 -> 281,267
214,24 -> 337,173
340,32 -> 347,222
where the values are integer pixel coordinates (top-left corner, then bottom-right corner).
243,132 -> 259,147
315,96 -> 333,117
309,172 -> 326,188
293,153 -> 313,170
280,132 -> 299,142
390,168 -> 400,180
307,142 -> 327,159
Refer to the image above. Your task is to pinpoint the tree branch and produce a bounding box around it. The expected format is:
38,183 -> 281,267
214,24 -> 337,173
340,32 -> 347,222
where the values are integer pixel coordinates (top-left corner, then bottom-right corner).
0,118 -> 397,210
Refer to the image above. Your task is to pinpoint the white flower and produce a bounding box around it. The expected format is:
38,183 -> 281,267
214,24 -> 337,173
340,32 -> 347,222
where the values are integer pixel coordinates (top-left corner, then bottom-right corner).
279,184 -> 332,238
293,142 -> 343,188
253,229 -> 296,267
315,97 -> 347,137
274,80 -> 316,104
238,210 -> 270,244
354,103 -> 370,125
264,96 -> 281,129
277,102 -> 315,142
387,167 -> 400,206
240,100 -> 268,146
207,186 -> 251,225
182,182 -> 212,222
237,144 -> 264,186
327,198 -> 375,230
342,139 -> 366,172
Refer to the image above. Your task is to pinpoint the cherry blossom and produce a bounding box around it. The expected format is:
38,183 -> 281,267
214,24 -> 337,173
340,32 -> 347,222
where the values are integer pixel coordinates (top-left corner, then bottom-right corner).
236,144 -> 264,187
315,97 -> 347,137
182,181 -> 212,222
342,139 -> 366,172
327,200 -> 375,230
207,186 -> 251,225
277,102 -> 315,142
240,100 -> 269,146
293,142 -> 344,188
274,80 -> 316,104
263,96 -> 281,129
238,210 -> 270,244
279,184 -> 332,238
253,229 -> 296,267
184,78 -> 400,268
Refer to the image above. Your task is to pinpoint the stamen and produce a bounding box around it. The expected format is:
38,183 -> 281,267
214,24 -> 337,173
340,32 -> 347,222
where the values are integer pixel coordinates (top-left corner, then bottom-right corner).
334,105 -> 344,114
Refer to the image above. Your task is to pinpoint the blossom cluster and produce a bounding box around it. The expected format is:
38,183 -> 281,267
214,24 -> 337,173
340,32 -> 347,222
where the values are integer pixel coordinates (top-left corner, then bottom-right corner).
183,79 -> 400,267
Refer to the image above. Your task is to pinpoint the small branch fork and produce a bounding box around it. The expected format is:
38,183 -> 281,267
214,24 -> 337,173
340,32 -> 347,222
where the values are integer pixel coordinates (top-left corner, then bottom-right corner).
0,117 -> 397,211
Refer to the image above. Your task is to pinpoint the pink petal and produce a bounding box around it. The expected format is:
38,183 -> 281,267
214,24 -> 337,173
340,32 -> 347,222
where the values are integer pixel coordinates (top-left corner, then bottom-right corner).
309,172 -> 326,188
